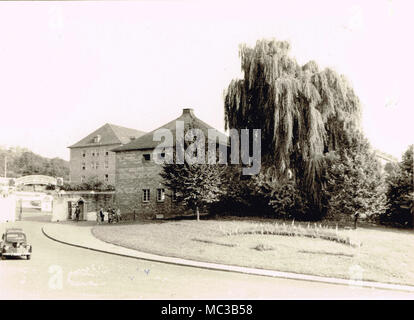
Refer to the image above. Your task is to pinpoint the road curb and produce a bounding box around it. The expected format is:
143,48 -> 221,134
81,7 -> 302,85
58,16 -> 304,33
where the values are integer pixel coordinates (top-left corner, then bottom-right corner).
42,224 -> 414,294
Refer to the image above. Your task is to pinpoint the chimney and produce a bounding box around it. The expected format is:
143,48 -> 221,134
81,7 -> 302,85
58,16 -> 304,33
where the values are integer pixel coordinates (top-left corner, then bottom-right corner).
182,108 -> 195,116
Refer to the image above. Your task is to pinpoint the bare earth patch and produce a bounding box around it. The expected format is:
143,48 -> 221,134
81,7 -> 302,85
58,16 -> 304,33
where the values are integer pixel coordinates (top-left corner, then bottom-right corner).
92,220 -> 414,286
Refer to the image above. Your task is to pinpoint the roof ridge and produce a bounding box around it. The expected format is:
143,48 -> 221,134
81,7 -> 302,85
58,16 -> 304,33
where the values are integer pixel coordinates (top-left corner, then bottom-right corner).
112,110 -> 228,152
68,123 -> 146,149
106,123 -> 124,144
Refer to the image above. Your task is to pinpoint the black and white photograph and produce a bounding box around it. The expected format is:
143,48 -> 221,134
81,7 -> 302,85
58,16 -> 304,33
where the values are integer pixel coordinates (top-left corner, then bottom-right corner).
0,0 -> 413,307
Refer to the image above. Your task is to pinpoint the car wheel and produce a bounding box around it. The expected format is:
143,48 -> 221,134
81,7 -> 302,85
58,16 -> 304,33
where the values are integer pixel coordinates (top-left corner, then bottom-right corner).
26,255 -> 31,260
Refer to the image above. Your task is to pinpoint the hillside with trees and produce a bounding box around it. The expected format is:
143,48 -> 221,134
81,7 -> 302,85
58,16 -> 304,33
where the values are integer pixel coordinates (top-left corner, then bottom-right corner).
0,146 -> 69,180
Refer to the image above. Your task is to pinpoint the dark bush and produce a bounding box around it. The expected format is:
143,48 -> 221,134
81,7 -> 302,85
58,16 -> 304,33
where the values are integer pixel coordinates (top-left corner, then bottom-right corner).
269,181 -> 311,220
60,178 -> 115,192
381,145 -> 413,228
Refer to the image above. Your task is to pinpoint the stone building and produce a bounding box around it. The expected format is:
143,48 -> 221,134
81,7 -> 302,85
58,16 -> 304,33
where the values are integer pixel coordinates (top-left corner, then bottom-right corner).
68,123 -> 145,185
112,108 -> 228,219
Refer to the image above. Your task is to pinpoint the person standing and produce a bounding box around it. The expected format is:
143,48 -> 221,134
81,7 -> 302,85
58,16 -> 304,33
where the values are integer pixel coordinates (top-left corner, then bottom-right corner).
107,207 -> 112,223
116,208 -> 121,223
354,211 -> 360,229
99,208 -> 104,223
70,204 -> 75,220
75,205 -> 80,222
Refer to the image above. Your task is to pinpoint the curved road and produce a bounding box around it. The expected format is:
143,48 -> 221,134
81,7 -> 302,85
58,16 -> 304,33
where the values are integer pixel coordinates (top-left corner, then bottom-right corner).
1,215 -> 413,299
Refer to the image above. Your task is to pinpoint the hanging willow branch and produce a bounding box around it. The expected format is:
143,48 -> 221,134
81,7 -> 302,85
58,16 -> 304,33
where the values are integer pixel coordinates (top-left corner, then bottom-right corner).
224,39 -> 362,210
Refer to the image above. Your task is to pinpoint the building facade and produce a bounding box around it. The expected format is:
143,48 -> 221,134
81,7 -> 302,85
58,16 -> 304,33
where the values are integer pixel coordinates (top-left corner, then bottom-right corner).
68,123 -> 145,185
113,108 -> 228,218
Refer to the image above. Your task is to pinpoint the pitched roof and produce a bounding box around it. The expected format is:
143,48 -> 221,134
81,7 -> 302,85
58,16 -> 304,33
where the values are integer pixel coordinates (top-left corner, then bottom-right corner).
68,123 -> 146,149
112,108 -> 228,152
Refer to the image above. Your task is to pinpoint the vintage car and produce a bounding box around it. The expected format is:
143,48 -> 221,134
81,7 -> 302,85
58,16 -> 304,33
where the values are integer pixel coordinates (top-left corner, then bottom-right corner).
0,228 -> 32,260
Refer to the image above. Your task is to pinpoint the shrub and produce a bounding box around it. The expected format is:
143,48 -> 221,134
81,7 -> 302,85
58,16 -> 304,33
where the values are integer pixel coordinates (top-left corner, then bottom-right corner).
269,181 -> 310,220
209,165 -> 274,217
60,178 -> 115,192
45,184 -> 56,190
253,243 -> 275,251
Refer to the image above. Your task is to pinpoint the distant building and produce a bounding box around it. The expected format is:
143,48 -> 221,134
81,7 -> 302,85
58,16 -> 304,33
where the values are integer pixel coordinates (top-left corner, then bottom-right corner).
68,123 -> 146,185
112,108 -> 228,218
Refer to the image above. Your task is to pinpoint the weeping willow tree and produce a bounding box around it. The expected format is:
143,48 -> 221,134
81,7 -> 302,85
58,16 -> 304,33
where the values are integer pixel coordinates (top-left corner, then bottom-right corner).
224,39 -> 362,214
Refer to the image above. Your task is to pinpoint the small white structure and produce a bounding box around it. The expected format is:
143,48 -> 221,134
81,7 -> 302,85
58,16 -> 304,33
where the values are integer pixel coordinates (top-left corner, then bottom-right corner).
51,194 -> 88,222
41,195 -> 53,212
51,196 -> 68,222
0,194 -> 17,223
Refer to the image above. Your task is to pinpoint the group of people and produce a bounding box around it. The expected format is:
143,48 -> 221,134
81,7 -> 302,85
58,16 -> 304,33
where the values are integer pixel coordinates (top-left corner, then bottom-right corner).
70,204 -> 81,222
97,207 -> 121,224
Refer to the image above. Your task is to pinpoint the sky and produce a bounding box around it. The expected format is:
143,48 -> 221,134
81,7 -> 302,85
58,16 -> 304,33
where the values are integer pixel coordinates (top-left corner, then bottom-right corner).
0,0 -> 412,161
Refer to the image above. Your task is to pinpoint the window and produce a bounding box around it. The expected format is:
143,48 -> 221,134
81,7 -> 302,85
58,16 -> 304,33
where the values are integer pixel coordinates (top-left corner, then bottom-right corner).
156,152 -> 166,161
157,188 -> 165,202
6,233 -> 26,242
142,189 -> 150,202
104,174 -> 109,182
105,160 -> 109,169
95,162 -> 99,170
143,154 -> 151,161
81,175 -> 85,183
105,151 -> 109,156
82,162 -> 86,170
82,150 -> 86,157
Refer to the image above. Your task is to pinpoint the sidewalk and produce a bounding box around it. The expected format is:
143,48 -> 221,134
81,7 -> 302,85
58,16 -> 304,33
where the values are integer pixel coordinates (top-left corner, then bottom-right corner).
42,222 -> 414,294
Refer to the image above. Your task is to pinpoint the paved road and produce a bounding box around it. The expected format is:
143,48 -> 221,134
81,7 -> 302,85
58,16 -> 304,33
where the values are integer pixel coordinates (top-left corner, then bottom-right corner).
1,214 -> 414,299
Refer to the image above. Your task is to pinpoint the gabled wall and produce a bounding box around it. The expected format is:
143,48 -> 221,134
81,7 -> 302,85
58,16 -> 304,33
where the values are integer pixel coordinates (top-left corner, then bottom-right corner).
115,149 -> 187,219
69,145 -> 118,185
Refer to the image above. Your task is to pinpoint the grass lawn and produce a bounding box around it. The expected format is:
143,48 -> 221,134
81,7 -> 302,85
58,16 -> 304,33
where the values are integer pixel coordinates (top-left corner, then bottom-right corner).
92,219 -> 414,286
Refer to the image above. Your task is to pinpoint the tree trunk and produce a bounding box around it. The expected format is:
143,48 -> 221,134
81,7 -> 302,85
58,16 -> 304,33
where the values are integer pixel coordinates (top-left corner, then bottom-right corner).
196,206 -> 200,221
354,212 -> 359,229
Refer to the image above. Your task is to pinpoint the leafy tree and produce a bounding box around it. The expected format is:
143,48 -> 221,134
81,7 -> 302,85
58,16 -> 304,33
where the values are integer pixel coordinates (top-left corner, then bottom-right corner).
224,39 -> 362,216
160,159 -> 226,221
160,161 -> 226,221
382,145 -> 414,228
0,146 -> 30,177
325,134 -> 387,225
